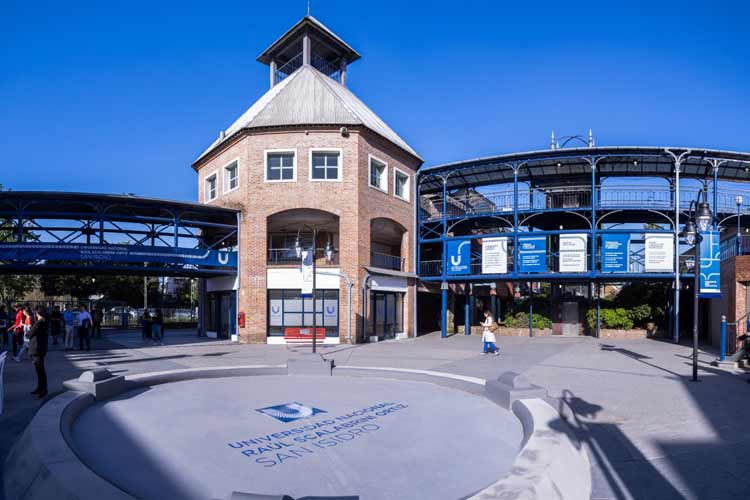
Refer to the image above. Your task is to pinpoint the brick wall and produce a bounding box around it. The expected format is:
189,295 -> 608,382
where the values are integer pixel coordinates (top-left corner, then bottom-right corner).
194,126 -> 421,343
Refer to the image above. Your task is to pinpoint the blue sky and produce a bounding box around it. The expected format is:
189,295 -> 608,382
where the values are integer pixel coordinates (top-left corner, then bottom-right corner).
2,0 -> 748,201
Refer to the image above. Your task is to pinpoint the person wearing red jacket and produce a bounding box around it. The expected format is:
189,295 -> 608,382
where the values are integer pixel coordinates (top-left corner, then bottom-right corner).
10,304 -> 25,361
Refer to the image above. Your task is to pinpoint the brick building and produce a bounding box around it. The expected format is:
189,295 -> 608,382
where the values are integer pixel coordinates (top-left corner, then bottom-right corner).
192,16 -> 422,344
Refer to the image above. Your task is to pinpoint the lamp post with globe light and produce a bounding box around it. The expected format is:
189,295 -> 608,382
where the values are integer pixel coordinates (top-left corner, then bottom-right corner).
681,200 -> 713,382
294,225 -> 336,353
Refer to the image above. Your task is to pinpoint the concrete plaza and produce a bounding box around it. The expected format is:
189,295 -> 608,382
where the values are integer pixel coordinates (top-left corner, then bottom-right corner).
2,329 -> 749,499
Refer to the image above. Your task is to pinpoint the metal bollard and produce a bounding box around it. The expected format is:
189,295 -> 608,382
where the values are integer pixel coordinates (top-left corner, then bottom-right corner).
720,315 -> 727,362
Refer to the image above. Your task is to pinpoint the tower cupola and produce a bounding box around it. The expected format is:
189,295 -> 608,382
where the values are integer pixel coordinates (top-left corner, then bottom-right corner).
257,15 -> 361,88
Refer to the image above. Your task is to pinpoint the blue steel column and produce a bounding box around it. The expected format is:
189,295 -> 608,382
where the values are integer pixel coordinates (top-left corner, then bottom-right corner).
590,159 -> 597,276
596,283 -> 601,338
513,164 -> 519,276
464,285 -> 471,335
674,158 -> 681,343
529,283 -> 533,337
441,177 -> 448,338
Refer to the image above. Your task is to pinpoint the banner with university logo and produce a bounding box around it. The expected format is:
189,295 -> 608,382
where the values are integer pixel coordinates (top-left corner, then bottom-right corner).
481,237 -> 508,274
699,230 -> 721,298
447,239 -> 471,275
559,234 -> 588,273
518,236 -> 547,273
300,249 -> 314,296
601,234 -> 629,273
644,234 -> 674,272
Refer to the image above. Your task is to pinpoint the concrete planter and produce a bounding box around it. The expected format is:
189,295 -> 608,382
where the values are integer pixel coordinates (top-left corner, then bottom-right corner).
598,328 -> 649,339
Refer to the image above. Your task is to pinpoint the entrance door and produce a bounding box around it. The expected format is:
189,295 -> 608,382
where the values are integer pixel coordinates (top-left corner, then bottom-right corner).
561,301 -> 579,336
371,292 -> 404,340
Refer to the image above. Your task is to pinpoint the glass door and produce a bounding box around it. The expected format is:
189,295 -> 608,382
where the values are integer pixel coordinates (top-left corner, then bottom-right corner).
371,292 -> 404,341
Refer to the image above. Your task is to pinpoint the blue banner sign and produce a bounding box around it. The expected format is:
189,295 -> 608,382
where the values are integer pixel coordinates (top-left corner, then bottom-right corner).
601,234 -> 629,273
0,243 -> 237,268
447,239 -> 471,274
518,236 -> 547,273
699,230 -> 721,298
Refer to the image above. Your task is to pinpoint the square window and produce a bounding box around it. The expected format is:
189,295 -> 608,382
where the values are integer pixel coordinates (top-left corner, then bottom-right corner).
394,170 -> 410,201
311,151 -> 340,180
224,161 -> 238,191
205,174 -> 217,201
266,152 -> 296,182
369,157 -> 387,192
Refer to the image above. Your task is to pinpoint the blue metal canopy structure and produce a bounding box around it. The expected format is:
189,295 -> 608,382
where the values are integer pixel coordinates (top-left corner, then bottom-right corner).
416,146 -> 750,341
0,192 -> 239,277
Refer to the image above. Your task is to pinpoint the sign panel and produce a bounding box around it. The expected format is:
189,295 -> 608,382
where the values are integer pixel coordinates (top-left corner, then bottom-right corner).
518,236 -> 547,273
481,237 -> 508,274
300,249 -> 314,296
699,230 -> 721,298
559,234 -> 588,273
0,242 -> 237,267
447,239 -> 471,275
601,234 -> 630,273
644,234 -> 674,272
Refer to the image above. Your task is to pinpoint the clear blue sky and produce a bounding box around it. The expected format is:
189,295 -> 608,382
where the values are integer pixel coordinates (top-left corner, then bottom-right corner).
2,0 -> 748,201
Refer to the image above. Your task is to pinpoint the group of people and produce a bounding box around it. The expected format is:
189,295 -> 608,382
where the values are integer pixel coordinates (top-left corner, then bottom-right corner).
0,303 -> 104,400
140,308 -> 166,345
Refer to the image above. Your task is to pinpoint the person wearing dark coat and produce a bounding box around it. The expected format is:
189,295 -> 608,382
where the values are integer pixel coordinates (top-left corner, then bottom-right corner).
28,307 -> 49,398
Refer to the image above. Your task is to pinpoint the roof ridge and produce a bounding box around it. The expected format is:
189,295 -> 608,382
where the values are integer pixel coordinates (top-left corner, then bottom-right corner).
309,68 -> 362,124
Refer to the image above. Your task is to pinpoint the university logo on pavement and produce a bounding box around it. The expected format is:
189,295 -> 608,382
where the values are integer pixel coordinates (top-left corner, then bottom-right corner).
256,402 -> 327,423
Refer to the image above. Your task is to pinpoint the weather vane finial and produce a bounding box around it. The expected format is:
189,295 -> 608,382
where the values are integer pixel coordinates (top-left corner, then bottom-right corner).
307,0 -> 311,16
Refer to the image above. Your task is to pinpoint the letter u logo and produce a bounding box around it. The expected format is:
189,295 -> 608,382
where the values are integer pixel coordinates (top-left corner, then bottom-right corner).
218,252 -> 229,265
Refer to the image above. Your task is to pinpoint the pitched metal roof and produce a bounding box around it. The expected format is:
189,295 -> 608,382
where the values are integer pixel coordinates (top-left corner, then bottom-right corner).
257,15 -> 361,65
418,146 -> 750,193
195,66 -> 421,164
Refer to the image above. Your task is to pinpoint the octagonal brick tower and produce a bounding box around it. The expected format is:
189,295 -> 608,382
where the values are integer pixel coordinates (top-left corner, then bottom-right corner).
192,15 -> 423,344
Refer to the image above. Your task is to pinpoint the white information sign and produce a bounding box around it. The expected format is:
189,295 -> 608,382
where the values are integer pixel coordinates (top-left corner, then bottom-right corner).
645,234 -> 674,272
482,237 -> 508,274
559,234 -> 588,273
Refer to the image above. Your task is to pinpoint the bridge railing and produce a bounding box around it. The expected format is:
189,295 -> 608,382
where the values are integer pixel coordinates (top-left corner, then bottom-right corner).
420,185 -> 746,222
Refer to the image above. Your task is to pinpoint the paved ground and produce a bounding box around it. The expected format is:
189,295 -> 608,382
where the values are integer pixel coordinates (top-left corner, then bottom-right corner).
1,328 -> 749,499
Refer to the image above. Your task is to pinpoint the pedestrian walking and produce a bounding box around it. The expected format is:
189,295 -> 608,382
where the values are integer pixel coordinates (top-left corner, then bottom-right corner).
49,305 -> 63,346
0,305 -> 8,350
28,307 -> 48,399
62,305 -> 76,351
480,309 -> 499,355
141,309 -> 152,341
14,306 -> 33,362
152,309 -> 164,345
78,305 -> 92,351
91,305 -> 103,339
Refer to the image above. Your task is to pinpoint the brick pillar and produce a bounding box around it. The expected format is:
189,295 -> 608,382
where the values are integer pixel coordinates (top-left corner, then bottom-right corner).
239,213 -> 267,343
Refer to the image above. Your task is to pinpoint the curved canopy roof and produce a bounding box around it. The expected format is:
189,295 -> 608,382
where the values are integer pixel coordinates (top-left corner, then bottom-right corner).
418,146 -> 750,193
0,191 -> 238,227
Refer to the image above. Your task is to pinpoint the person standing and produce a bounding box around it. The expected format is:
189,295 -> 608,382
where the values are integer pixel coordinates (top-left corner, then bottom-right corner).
10,304 -> 25,360
49,305 -> 63,346
91,305 -> 103,339
62,305 -> 76,351
28,307 -> 49,398
480,309 -> 499,356
14,306 -> 33,361
0,305 -> 8,350
141,309 -> 152,342
152,309 -> 164,345
77,305 -> 92,351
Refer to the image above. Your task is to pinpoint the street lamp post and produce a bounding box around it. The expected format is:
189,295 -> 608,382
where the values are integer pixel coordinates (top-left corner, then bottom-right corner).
682,200 -> 713,382
295,226 -> 336,353
737,196 -> 743,256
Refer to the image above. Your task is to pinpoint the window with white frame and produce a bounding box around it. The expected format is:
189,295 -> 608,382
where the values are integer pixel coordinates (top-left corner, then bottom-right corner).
369,157 -> 387,192
394,169 -> 410,201
310,150 -> 341,180
224,160 -> 238,192
266,151 -> 296,181
205,174 -> 217,201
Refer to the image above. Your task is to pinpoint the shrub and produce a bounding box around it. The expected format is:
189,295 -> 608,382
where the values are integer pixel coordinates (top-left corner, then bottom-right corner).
503,311 -> 552,329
